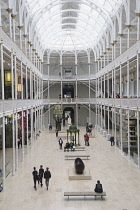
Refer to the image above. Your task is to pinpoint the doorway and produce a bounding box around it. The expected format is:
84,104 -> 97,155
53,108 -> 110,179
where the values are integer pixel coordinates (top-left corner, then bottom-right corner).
63,107 -> 74,126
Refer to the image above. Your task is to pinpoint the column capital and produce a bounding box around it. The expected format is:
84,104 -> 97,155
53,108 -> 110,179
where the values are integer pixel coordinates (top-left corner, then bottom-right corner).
118,33 -> 123,37
106,48 -> 111,51
27,41 -> 31,45
135,12 -> 140,17
18,26 -> 23,30
113,40 -> 117,44
125,24 -> 131,28
11,14 -> 16,19
23,34 -> 28,38
6,8 -> 12,13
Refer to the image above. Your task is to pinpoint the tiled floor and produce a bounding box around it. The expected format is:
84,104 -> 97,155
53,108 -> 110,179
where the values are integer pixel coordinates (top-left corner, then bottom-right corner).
0,127 -> 140,210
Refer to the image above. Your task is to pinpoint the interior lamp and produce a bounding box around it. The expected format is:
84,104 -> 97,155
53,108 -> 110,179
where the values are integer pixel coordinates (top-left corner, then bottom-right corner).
5,72 -> 11,81
17,84 -> 22,92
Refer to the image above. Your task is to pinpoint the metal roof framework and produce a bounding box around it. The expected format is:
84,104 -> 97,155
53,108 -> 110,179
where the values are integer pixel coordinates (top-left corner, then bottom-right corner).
26,0 -> 123,52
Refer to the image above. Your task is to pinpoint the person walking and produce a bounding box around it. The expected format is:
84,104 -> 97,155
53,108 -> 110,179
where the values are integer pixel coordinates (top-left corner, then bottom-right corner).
110,136 -> 115,146
58,138 -> 63,149
20,137 -> 22,148
44,167 -> 51,190
56,129 -> 58,137
32,167 -> 38,190
39,165 -> 44,187
85,133 -> 89,146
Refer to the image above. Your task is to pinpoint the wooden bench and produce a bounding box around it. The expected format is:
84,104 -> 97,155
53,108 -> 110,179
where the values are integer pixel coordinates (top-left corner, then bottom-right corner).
75,146 -> 85,150
65,155 -> 90,160
64,192 -> 106,200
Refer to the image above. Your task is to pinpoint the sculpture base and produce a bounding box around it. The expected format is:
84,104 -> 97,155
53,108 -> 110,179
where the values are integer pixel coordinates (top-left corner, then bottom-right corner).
68,169 -> 91,180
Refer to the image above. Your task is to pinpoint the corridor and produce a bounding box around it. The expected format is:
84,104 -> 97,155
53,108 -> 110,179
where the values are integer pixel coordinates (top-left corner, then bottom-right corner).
0,127 -> 140,210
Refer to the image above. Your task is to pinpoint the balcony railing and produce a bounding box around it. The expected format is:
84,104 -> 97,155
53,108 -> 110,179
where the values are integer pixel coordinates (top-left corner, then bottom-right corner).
43,74 -> 96,81
0,98 -> 140,117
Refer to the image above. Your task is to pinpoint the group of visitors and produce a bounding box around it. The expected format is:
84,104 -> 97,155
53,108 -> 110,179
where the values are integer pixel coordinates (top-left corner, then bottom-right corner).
64,142 -> 75,151
32,165 -> 51,190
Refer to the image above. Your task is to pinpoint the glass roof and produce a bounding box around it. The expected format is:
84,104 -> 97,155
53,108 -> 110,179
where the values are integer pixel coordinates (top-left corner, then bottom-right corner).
26,0 -> 123,52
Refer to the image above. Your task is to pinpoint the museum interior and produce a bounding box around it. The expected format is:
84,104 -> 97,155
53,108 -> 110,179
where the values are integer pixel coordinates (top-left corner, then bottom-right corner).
0,0 -> 140,209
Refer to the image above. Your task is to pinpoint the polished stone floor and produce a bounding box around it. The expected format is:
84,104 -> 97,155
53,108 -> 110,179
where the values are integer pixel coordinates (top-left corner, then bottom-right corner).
0,127 -> 140,210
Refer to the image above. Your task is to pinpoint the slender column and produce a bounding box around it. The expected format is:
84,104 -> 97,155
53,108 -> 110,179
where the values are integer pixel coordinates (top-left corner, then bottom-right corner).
127,109 -> 130,159
119,35 -> 122,55
127,26 -> 130,49
34,107 -> 37,140
11,51 -> 14,99
120,108 -> 123,152
37,76 -> 39,99
12,113 -> 15,175
18,26 -> 23,49
23,35 -> 27,55
30,69 -> 33,99
104,74 -> 105,98
33,73 -> 35,99
98,77 -> 99,97
15,112 -> 18,171
47,62 -> 50,125
108,106 -> 110,134
114,108 -> 116,146
137,110 -> 140,168
137,16 -> 140,41
2,115 -> 6,190
95,104 -> 97,127
31,108 -> 34,146
101,105 -> 103,129
137,53 -> 139,98
25,65 -> 28,99
75,60 -> 78,126
88,60 -> 91,122
120,63 -> 122,98
21,110 -> 24,161
112,69 -> 113,98
0,2 -> 1,26
14,54 -> 17,99
26,109 -> 29,153
111,44 -> 114,61
101,75 -> 102,98
107,71 -> 109,98
11,14 -> 16,42
7,9 -> 12,38
104,105 -> 106,129
96,77 -> 97,98
0,41 -> 4,99
112,107 -> 114,136
104,53 -> 106,67
114,68 -> 116,98
21,61 -> 23,99
127,58 -> 130,98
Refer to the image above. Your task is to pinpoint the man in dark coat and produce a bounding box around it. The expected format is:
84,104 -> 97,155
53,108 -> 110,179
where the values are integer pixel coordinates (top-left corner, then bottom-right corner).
58,138 -> 63,149
44,167 -> 51,190
32,167 -> 38,190
110,136 -> 115,146
94,180 -> 103,193
39,165 -> 44,187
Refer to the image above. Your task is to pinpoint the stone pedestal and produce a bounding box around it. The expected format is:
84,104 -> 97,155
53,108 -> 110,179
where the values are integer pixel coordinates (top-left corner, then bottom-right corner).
103,131 -> 107,137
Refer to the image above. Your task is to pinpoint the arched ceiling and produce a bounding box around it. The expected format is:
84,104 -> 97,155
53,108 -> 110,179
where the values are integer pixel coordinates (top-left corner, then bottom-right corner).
26,0 -> 123,52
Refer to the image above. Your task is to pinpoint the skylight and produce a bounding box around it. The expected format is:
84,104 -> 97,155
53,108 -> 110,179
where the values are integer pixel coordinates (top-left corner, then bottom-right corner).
26,0 -> 123,52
